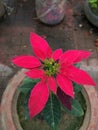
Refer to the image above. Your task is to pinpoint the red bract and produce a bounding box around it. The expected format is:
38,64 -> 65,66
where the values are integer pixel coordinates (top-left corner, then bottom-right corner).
12,32 -> 96,118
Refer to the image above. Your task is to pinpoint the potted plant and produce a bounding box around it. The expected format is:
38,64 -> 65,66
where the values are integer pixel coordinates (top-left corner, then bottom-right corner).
35,0 -> 66,25
1,33 -> 98,130
0,1 -> 6,20
0,0 -> 16,21
84,0 -> 98,27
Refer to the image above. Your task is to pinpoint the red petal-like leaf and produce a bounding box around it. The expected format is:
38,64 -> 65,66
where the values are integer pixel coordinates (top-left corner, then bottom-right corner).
57,74 -> 74,98
57,87 -> 72,110
28,81 -> 49,118
60,50 -> 91,64
47,76 -> 57,94
30,32 -> 52,61
52,49 -> 63,61
26,69 -> 45,79
68,66 -> 96,86
12,55 -> 41,68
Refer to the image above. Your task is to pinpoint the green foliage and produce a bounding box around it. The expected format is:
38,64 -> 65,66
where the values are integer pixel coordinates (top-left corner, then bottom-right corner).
73,82 -> 82,93
88,0 -> 98,8
74,63 -> 81,68
23,93 -> 30,120
64,83 -> 84,117
64,99 -> 84,117
18,77 -> 39,94
42,93 -> 61,130
18,77 -> 85,130
18,77 -> 40,119
17,91 -> 86,130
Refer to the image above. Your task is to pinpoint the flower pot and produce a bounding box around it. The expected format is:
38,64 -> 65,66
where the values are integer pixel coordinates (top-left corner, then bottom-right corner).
0,2 -> 6,19
0,69 -> 98,130
35,0 -> 66,25
84,0 -> 98,27
2,0 -> 17,15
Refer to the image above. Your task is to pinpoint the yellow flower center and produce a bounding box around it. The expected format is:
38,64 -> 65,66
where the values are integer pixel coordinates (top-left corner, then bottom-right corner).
43,59 -> 60,76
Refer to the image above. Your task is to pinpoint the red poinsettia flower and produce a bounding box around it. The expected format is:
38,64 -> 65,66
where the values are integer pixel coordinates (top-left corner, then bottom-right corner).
12,32 -> 96,118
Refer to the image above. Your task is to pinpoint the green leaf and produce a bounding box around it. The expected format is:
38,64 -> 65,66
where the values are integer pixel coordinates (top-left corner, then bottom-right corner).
73,82 -> 82,93
75,63 -> 81,68
42,93 -> 61,130
17,92 -> 30,120
23,93 -> 30,120
18,78 -> 39,119
18,77 -> 39,94
64,99 -> 84,117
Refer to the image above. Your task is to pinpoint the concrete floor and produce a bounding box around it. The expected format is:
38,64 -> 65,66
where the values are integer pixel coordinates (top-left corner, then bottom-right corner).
0,0 -> 98,129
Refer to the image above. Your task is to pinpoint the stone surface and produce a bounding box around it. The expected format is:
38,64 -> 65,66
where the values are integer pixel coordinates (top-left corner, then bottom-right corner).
0,64 -> 13,78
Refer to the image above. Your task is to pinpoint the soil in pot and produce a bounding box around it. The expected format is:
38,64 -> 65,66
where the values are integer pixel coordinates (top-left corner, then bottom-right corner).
17,91 -> 87,130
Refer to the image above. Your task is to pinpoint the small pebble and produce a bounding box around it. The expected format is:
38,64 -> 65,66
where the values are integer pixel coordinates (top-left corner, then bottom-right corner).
89,30 -> 93,34
88,49 -> 93,52
79,24 -> 83,28
89,28 -> 94,34
23,45 -> 27,48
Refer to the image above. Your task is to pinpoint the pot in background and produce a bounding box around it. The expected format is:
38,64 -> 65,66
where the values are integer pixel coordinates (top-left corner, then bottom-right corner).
84,0 -> 98,27
35,0 -> 66,25
0,2 -> 6,19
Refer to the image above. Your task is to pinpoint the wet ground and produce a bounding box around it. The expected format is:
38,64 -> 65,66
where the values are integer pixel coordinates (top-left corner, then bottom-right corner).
0,0 -> 98,109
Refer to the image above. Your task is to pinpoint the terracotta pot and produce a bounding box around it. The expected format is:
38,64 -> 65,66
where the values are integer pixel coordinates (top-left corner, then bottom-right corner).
84,0 -> 98,27
0,69 -> 98,130
35,0 -> 66,25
